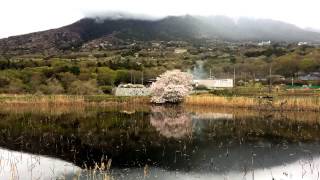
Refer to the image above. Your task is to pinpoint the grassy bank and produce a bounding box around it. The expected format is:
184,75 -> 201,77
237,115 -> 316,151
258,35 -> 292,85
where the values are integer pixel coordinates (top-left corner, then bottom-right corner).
0,94 -> 149,106
1,94 -> 320,112
185,95 -> 320,111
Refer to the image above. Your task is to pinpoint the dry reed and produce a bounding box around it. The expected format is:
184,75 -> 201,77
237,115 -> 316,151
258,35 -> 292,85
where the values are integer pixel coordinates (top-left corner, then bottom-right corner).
1,94 -> 320,112
0,94 -> 85,106
185,95 -> 320,111
0,94 -> 150,107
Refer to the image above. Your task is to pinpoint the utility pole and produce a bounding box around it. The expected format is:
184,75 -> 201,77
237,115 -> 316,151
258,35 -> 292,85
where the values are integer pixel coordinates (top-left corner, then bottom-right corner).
141,72 -> 144,85
233,66 -> 236,88
130,70 -> 133,84
244,72 -> 247,82
269,65 -> 272,93
291,76 -> 294,87
209,69 -> 212,79
133,73 -> 136,84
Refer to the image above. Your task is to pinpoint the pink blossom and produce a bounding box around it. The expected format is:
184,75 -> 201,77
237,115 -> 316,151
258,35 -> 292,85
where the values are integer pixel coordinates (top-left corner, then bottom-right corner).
150,70 -> 193,104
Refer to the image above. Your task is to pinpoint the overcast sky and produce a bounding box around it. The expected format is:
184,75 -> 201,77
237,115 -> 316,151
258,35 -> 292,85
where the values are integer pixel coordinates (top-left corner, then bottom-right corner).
0,0 -> 319,38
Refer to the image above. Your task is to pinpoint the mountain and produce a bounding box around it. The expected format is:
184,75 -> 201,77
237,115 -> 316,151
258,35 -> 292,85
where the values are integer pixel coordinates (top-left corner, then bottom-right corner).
201,16 -> 320,42
1,15 -> 320,55
305,27 -> 320,33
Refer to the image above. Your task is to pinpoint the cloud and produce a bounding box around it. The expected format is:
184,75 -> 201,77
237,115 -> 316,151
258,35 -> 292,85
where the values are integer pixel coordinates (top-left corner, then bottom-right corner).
0,0 -> 320,38
84,11 -> 161,21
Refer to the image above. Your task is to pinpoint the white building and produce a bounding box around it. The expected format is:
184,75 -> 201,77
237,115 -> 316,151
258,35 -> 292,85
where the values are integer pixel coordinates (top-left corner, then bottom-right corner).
258,41 -> 271,46
298,42 -> 308,46
193,79 -> 234,89
114,84 -> 151,96
174,48 -> 188,54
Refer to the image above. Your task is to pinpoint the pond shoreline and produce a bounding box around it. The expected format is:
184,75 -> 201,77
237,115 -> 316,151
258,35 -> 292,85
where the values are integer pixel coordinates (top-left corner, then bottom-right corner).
1,95 -> 320,179
0,94 -> 320,112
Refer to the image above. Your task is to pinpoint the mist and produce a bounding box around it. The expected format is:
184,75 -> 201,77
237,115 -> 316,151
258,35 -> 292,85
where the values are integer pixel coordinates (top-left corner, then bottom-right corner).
85,11 -> 162,21
188,61 -> 208,80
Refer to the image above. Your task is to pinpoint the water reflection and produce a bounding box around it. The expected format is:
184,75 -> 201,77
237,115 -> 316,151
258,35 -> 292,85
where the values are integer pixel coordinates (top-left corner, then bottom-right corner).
0,105 -> 320,179
150,106 -> 192,138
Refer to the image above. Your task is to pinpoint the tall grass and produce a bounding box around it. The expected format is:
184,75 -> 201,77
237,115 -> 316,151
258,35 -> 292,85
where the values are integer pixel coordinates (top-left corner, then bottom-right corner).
1,94 -> 320,112
185,95 -> 320,111
0,94 -> 150,106
0,94 -> 85,106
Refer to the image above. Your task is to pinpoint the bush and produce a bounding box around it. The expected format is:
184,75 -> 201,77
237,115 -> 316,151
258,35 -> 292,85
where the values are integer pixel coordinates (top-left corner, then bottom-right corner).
98,73 -> 116,86
115,70 -> 131,85
97,67 -> 116,86
209,89 -> 234,96
194,84 -> 208,90
57,72 -> 77,89
0,77 -> 10,87
5,79 -> 28,94
39,78 -> 65,94
69,66 -> 80,75
100,86 -> 114,94
68,80 -> 101,95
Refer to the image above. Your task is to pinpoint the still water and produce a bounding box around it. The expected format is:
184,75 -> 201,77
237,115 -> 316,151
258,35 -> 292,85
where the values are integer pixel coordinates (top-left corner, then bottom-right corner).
0,105 -> 320,179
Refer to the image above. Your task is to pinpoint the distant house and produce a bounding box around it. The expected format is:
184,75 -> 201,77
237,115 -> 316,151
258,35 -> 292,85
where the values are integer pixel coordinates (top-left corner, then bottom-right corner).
298,72 -> 320,81
151,42 -> 161,47
193,79 -> 234,89
254,78 -> 267,82
268,75 -> 285,81
174,48 -> 188,54
258,41 -> 271,46
298,42 -> 308,46
114,84 -> 151,96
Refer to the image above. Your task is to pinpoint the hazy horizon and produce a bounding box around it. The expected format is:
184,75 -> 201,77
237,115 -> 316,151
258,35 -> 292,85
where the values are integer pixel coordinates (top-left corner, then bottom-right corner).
1,0 -> 320,38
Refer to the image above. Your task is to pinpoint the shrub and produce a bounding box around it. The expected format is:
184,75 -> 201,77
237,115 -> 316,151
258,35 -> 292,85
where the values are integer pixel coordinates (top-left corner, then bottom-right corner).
0,77 -> 10,87
115,70 -> 131,85
100,86 -> 114,94
209,89 -> 234,96
69,66 -> 80,75
68,80 -> 101,95
194,84 -> 208,90
57,72 -> 77,89
40,78 -> 65,94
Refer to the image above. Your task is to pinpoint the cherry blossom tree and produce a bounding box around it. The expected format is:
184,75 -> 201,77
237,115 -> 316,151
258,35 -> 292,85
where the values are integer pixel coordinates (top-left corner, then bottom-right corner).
150,70 -> 193,104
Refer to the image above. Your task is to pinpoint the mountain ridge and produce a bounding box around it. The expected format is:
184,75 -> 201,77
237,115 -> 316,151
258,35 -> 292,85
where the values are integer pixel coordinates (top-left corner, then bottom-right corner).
1,15 -> 320,55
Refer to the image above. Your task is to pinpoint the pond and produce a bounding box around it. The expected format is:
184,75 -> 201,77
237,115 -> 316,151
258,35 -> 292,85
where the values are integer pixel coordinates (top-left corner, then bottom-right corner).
0,105 -> 320,179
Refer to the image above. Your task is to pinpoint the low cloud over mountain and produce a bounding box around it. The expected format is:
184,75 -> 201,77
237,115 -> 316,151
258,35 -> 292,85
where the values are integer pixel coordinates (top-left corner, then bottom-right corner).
1,15 -> 320,55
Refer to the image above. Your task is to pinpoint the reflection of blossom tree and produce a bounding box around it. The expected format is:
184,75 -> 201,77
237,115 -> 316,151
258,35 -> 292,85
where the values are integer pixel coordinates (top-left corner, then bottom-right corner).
150,106 -> 193,138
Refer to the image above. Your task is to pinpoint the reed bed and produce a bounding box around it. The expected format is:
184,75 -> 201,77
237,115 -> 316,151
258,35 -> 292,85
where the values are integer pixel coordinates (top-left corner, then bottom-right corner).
1,94 -> 320,112
185,95 -> 320,111
0,94 -> 86,106
0,94 -> 150,107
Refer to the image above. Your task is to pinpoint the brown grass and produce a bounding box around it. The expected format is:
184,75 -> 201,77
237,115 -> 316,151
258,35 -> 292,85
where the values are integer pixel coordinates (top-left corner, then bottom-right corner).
0,94 -> 86,106
0,94 -> 150,107
185,95 -> 320,111
1,94 -> 320,112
